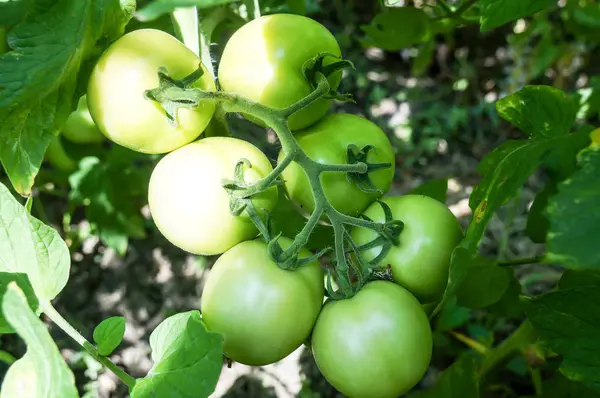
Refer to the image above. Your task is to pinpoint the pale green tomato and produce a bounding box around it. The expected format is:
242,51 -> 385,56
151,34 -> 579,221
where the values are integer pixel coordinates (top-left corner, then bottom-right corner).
62,95 -> 105,144
351,195 -> 463,303
148,137 -> 278,256
201,238 -> 324,366
311,281 -> 432,398
218,14 -> 342,131
88,29 -> 215,154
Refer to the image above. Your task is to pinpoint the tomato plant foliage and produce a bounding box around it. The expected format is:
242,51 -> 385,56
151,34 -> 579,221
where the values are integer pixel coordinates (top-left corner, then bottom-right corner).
0,0 -> 599,397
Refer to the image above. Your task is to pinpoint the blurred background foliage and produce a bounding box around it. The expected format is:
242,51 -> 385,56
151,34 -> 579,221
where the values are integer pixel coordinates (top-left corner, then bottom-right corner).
1,0 -> 600,397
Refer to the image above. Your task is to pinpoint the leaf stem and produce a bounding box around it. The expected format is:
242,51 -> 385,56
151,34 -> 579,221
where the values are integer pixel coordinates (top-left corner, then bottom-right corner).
498,256 -> 545,267
42,303 -> 137,389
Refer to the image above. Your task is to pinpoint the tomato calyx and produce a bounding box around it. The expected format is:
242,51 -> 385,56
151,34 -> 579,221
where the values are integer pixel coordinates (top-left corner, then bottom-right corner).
144,66 -> 205,126
346,144 -> 393,194
302,52 -> 354,102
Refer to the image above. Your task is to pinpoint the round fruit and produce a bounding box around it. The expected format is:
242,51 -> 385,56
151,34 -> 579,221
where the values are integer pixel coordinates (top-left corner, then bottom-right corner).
280,113 -> 394,217
148,137 -> 278,255
201,238 -> 324,366
218,14 -> 342,131
311,281 -> 432,398
62,95 -> 105,144
87,29 -> 216,154
351,195 -> 463,303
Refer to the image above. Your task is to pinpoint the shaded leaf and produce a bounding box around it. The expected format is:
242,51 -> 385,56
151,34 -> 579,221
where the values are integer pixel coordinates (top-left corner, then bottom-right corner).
0,183 -> 70,303
360,7 -> 431,51
525,181 -> 557,244
131,311 -> 223,398
487,270 -> 523,318
0,273 -> 38,334
409,178 -> 448,204
547,148 -> 600,269
409,357 -> 479,398
0,283 -> 77,398
479,0 -> 556,32
542,374 -> 600,398
456,263 -> 510,309
93,316 -> 126,356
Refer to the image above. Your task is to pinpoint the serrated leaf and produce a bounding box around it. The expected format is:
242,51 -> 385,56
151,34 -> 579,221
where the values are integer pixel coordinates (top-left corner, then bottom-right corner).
131,311 -> 223,398
546,148 -> 600,269
69,148 -> 151,256
0,0 -> 134,195
0,183 -> 70,303
456,263 -> 510,309
408,178 -> 448,203
93,316 -> 126,356
360,7 -> 431,51
408,357 -> 479,398
0,273 -> 38,334
479,0 -> 556,32
0,283 -> 77,398
523,286 -> 600,391
135,0 -> 239,22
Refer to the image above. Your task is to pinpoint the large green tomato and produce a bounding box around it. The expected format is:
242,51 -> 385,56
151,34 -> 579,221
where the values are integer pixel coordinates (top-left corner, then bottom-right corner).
351,195 -> 463,303
148,137 -> 278,256
218,14 -> 342,131
201,238 -> 324,366
62,95 -> 105,144
311,281 -> 432,398
87,29 -> 216,154
280,113 -> 394,217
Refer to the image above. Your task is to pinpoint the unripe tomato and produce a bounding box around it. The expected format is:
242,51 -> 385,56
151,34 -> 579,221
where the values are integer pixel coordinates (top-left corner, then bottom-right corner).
62,95 -> 105,144
148,137 -> 278,255
280,113 -> 394,217
218,14 -> 342,131
311,281 -> 432,398
201,238 -> 324,366
88,29 -> 216,154
351,195 -> 463,303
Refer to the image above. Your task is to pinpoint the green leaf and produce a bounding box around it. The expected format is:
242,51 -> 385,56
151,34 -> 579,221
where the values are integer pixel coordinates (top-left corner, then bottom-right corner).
0,273 -> 38,334
408,178 -> 448,203
479,0 -> 556,32
434,297 -> 471,331
0,183 -> 70,303
135,0 -> 239,22
131,311 -> 223,398
487,270 -> 523,318
0,283 -> 77,398
466,86 -> 579,251
0,0 -> 134,195
286,0 -> 306,15
360,7 -> 431,51
93,316 -> 126,356
0,0 -> 33,26
547,148 -> 600,269
523,287 -> 600,391
542,374 -> 600,398
526,181 -> 557,243
456,263 -> 510,309
411,39 -> 435,77
408,357 -> 479,398
559,270 -> 600,290
69,149 -> 151,256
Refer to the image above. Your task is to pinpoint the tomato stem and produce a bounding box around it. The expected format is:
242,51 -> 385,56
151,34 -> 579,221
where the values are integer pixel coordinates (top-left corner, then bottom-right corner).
42,303 -> 137,389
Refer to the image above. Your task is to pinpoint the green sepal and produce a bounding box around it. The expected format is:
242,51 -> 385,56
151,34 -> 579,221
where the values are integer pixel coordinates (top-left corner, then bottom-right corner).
144,65 -> 205,127
302,52 -> 355,102
346,144 -> 392,194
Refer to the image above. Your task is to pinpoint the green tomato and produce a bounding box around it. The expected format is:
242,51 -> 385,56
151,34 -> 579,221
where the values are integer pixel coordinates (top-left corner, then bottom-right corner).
62,95 -> 105,144
280,113 -> 394,217
148,137 -> 278,256
311,281 -> 432,398
87,29 -> 216,154
201,238 -> 324,366
351,195 -> 463,303
218,14 -> 342,131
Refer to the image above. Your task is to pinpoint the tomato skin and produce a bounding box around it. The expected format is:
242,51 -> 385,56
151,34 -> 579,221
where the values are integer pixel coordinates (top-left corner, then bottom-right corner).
87,29 -> 215,154
62,95 -> 105,144
148,137 -> 278,256
351,195 -> 463,303
280,113 -> 394,217
201,238 -> 324,366
218,14 -> 342,131
311,281 -> 432,398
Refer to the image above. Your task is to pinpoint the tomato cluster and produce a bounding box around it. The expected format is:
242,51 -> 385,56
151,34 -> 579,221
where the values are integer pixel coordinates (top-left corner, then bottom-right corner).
79,14 -> 462,398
